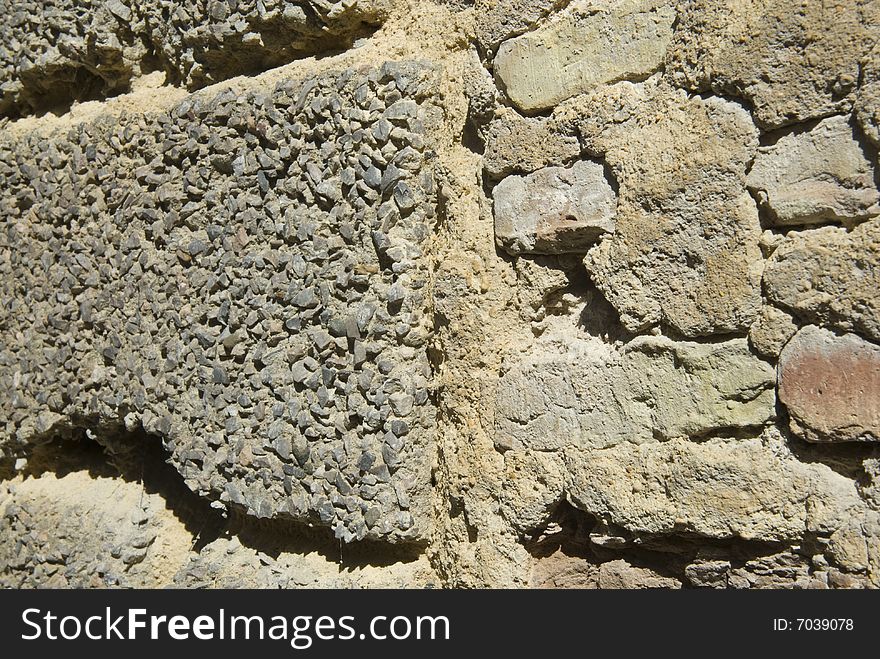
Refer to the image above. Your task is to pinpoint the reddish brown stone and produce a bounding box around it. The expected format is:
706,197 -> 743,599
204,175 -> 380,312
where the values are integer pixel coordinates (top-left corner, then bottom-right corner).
778,325 -> 880,442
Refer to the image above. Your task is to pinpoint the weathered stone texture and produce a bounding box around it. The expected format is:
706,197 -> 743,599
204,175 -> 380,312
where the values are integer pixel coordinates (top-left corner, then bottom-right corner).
493,160 -> 616,255
530,553 -> 682,589
474,0 -> 566,53
497,427 -> 880,587
0,470 -> 194,588
0,0 -> 391,116
0,452 -> 434,588
667,0 -> 879,129
779,326 -> 880,443
0,62 -> 437,544
856,44 -> 880,149
0,0 -> 142,116
564,80 -> 763,336
748,305 -> 798,360
563,435 -> 867,545
139,0 -> 391,89
494,0 -> 676,113
499,449 -> 565,532
482,112 -> 580,179
3,0 -> 880,591
495,336 -> 775,452
747,115 -> 880,227
764,220 -> 880,344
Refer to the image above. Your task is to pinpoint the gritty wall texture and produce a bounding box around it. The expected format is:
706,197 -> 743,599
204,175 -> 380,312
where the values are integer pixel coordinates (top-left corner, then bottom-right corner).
1,0 -> 879,589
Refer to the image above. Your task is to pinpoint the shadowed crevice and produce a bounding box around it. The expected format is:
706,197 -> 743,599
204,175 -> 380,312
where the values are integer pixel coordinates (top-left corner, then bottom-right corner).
524,500 -> 814,589
1,421 -> 425,568
4,423 -> 226,552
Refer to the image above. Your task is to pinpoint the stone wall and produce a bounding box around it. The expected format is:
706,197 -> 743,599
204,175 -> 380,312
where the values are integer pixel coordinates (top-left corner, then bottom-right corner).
1,0 -> 879,589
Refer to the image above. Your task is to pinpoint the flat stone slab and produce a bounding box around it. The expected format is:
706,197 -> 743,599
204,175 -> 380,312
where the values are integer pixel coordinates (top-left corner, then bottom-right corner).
747,115 -> 880,227
494,0 -> 676,113
562,433 -> 867,545
494,160 -> 616,255
779,325 -> 880,442
495,336 -> 776,451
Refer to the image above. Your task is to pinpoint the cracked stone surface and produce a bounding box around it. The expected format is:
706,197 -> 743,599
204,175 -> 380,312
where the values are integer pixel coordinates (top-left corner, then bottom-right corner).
482,112 -> 580,179
474,0 -> 566,54
499,428 -> 880,586
763,219 -> 880,344
560,79 -> 763,337
562,432 -> 875,550
856,44 -> 880,149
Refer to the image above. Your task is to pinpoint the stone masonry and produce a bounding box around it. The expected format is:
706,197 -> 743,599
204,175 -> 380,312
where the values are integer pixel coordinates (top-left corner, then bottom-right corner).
1,1 -> 879,589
